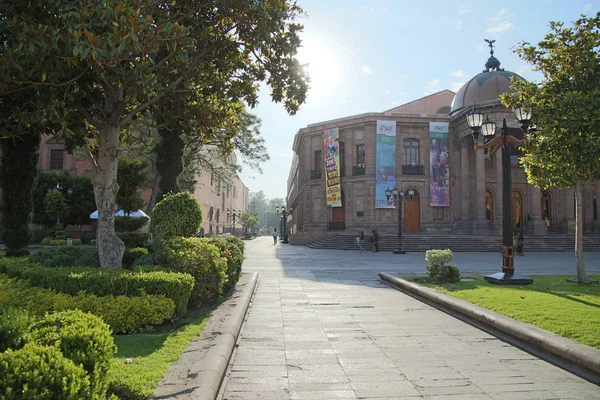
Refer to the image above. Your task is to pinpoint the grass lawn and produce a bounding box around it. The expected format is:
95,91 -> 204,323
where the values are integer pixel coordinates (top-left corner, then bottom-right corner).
108,311 -> 211,400
412,275 -> 600,350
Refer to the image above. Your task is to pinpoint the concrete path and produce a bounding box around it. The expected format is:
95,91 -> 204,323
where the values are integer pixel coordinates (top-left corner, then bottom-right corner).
218,237 -> 599,400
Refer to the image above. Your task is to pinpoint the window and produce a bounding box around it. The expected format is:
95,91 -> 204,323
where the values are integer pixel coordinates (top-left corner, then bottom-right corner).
314,150 -> 322,172
356,144 -> 365,167
50,149 -> 64,170
432,207 -> 444,220
403,139 -> 419,166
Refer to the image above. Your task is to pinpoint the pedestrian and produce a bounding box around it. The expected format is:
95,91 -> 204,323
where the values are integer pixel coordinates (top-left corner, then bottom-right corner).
272,228 -> 278,245
357,230 -> 365,253
516,233 -> 524,256
371,229 -> 379,252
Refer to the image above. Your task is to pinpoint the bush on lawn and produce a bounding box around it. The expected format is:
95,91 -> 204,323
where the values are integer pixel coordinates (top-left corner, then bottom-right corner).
29,246 -> 100,267
425,249 -> 461,284
31,310 -> 116,399
205,236 -> 244,292
162,237 -> 227,307
116,232 -> 151,249
132,252 -> 156,267
0,344 -> 91,400
123,247 -> 149,267
0,307 -> 34,352
151,192 -> 203,238
115,216 -> 148,232
29,230 -> 47,244
0,275 -> 175,334
224,235 -> 245,254
81,232 -> 97,244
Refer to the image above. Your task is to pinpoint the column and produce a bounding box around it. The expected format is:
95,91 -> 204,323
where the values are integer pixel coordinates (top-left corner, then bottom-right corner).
495,147 -> 503,220
528,185 -> 545,235
475,137 -> 486,220
460,137 -> 471,220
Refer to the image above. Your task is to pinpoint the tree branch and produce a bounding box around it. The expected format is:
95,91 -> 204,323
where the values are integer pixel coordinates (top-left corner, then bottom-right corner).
121,75 -> 185,125
1,69 -> 88,96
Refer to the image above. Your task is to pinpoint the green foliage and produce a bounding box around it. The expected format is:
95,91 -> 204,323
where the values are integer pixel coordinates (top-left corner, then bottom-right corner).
0,308 -> 33,352
123,247 -> 149,268
205,236 -> 245,292
117,157 -> 151,214
162,237 -> 227,307
425,249 -> 460,284
29,230 -> 47,244
238,210 -> 260,232
132,252 -> 156,267
0,257 -> 193,316
82,232 -> 97,244
32,171 -> 96,227
0,344 -> 91,400
30,246 -> 100,267
31,310 -> 116,399
156,127 -> 185,200
115,216 -> 148,232
116,232 -> 151,249
0,134 -> 39,256
44,190 -> 70,225
151,192 -> 203,238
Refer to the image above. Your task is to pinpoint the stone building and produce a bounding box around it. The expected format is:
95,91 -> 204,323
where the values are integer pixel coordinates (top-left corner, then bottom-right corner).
287,51 -> 599,244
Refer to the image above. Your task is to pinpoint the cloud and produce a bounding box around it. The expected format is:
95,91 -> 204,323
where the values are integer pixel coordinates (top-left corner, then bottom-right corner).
458,4 -> 471,14
454,20 -> 463,30
424,79 -> 441,94
473,42 -> 487,52
486,9 -> 516,37
384,90 -> 392,95
270,149 -> 293,159
361,65 -> 373,75
340,98 -> 349,104
449,69 -> 468,78
583,3 -> 594,13
450,81 -> 467,91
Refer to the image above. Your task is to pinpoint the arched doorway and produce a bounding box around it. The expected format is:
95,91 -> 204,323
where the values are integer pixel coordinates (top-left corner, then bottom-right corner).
541,190 -> 552,222
207,207 -> 214,234
485,189 -> 495,220
404,189 -> 420,232
513,190 -> 523,231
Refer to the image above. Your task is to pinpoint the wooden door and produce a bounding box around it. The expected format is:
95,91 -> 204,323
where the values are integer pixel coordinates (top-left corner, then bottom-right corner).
332,206 -> 345,221
404,193 -> 420,232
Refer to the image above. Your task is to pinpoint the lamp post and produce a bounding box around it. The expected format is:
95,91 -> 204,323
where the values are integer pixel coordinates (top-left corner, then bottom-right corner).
386,186 -> 415,254
276,206 -> 291,244
466,104 -> 535,285
231,210 -> 239,236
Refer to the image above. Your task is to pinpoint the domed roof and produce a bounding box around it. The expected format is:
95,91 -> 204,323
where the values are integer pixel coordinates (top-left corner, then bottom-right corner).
450,41 -> 525,114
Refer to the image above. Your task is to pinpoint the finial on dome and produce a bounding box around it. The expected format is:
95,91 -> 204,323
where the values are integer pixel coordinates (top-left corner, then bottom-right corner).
483,39 -> 504,72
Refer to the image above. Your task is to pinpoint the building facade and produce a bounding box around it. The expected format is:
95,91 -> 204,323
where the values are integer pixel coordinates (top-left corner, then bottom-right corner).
287,53 -> 600,244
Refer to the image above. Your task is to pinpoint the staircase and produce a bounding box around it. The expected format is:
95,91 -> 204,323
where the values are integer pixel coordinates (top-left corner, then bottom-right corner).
306,234 -> 600,252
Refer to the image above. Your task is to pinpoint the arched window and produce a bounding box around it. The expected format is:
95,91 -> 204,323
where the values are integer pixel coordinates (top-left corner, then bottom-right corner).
485,190 -> 494,220
541,191 -> 551,221
513,190 -> 523,230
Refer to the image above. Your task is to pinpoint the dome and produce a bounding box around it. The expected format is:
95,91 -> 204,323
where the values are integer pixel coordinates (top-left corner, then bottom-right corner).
450,41 -> 526,114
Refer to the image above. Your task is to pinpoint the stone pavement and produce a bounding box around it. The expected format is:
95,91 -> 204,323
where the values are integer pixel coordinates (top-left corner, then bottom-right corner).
218,237 -> 600,400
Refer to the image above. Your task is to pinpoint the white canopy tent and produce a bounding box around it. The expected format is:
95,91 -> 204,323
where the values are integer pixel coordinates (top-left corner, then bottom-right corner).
89,209 -> 150,220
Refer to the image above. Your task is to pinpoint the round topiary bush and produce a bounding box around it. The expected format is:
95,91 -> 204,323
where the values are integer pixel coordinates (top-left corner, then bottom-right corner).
151,192 -> 203,238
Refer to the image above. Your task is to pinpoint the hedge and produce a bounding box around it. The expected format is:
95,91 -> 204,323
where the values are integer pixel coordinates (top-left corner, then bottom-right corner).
0,274 -> 175,334
29,246 -> 100,267
0,258 -> 193,316
204,236 -> 244,292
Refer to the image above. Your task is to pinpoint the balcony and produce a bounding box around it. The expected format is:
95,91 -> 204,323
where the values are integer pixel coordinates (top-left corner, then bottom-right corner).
352,165 -> 366,176
402,165 -> 424,175
311,170 -> 322,180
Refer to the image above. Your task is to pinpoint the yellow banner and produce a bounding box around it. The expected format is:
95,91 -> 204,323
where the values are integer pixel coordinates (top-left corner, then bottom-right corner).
324,128 -> 342,207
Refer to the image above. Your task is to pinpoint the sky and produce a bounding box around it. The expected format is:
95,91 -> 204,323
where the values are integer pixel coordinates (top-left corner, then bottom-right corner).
240,0 -> 599,199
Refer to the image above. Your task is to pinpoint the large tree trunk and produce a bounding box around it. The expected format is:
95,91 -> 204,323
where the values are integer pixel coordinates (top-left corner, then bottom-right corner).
146,161 -> 161,214
93,123 -> 125,268
574,178 -> 589,283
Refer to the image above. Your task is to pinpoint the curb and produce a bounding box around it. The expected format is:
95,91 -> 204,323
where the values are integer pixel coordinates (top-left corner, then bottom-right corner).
151,271 -> 259,400
379,272 -> 600,377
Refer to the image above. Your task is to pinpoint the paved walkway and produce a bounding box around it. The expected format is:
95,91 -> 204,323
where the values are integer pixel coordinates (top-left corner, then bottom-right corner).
218,238 -> 599,400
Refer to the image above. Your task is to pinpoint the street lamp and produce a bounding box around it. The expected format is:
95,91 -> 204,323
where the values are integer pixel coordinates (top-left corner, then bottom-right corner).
231,210 -> 240,236
388,186 -> 414,254
276,206 -> 292,244
467,104 -> 535,285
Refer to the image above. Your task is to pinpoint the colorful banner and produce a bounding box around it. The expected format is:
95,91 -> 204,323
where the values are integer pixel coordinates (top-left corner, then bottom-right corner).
323,128 -> 342,207
375,120 -> 397,209
429,122 -> 450,207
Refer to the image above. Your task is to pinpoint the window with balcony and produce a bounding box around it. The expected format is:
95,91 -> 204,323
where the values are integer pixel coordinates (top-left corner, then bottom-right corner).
50,149 -> 64,170
353,144 -> 366,176
403,139 -> 419,165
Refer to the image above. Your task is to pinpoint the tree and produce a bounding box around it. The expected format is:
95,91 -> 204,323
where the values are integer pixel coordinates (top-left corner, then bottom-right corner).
44,190 -> 70,227
501,12 -> 600,284
238,211 -> 259,234
117,157 -> 151,214
2,0 -> 308,268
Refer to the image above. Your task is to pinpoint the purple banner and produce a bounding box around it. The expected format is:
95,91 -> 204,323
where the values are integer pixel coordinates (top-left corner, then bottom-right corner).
429,122 -> 450,207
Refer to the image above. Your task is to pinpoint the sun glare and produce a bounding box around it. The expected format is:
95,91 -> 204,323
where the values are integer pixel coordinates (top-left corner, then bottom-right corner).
297,39 -> 342,96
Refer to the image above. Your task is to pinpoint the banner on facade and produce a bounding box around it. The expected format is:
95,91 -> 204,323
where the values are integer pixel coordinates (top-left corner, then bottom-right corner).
429,122 -> 450,207
375,120 -> 397,209
323,128 -> 342,207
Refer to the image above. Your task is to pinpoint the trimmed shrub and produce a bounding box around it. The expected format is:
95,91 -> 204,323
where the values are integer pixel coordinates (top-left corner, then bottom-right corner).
31,310 -> 116,399
123,247 -> 149,267
0,275 -> 176,334
425,249 -> 461,284
132,252 -> 156,267
29,230 -> 47,244
116,232 -> 151,249
0,307 -> 33,352
115,216 -> 148,232
224,235 -> 245,254
205,236 -> 244,292
162,237 -> 227,307
0,344 -> 91,400
82,232 -> 97,245
29,246 -> 100,267
0,258 -> 193,317
151,192 -> 203,238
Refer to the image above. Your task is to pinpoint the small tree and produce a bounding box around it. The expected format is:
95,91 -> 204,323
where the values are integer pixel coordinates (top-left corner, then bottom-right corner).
151,192 -> 203,238
117,157 -> 151,215
238,211 -> 259,235
44,191 -> 70,228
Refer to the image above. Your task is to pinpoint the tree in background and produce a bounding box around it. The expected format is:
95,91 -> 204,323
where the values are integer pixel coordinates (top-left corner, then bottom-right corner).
501,13 -> 600,284
44,190 -> 70,228
238,211 -> 259,236
117,157 -> 151,215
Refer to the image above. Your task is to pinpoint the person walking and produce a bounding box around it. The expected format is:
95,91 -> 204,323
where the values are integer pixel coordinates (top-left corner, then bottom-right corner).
357,230 -> 365,253
272,228 -> 278,245
516,233 -> 524,256
371,229 -> 379,252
